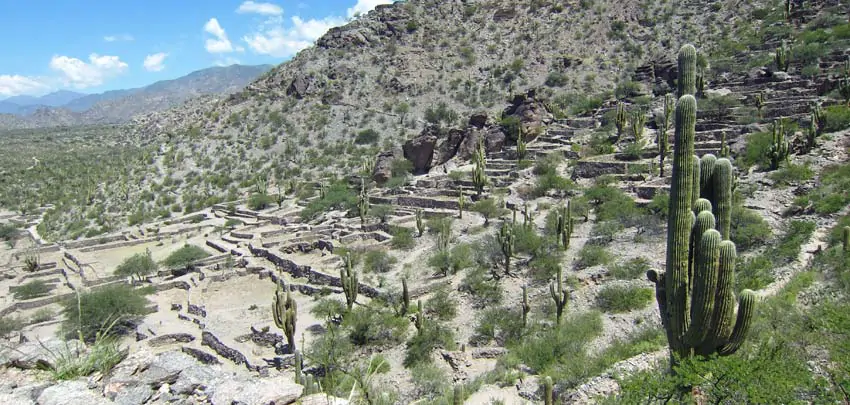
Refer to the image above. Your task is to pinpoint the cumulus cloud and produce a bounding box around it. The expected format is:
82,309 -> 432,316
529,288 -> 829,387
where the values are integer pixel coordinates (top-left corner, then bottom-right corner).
143,52 -> 168,72
104,34 -> 134,42
347,0 -> 394,18
204,18 -> 234,53
49,53 -> 128,88
214,57 -> 242,67
242,15 -> 343,58
236,1 -> 283,16
0,75 -> 51,97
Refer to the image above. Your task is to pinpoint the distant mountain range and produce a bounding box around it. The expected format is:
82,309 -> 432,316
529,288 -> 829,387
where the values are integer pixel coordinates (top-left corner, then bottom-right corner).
0,64 -> 273,129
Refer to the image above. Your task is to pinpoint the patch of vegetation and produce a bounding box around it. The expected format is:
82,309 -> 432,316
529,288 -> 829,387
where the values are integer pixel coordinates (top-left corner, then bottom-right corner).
363,250 -> 397,273
61,284 -> 152,342
769,163 -> 814,187
576,244 -> 614,269
730,206 -> 772,251
822,104 -> 850,132
13,279 -> 53,300
460,266 -> 503,308
471,306 -> 525,347
247,193 -> 275,210
404,322 -> 456,367
608,257 -> 651,280
425,287 -> 458,321
114,250 -> 158,281
0,316 -> 23,338
300,181 -> 358,220
354,128 -> 380,144
389,225 -> 415,250
161,245 -> 210,269
343,305 -> 408,347
595,284 -> 653,313
793,162 -> 850,214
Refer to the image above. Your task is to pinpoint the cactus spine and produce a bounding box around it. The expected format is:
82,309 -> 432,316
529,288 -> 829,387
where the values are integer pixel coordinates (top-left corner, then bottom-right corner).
630,109 -> 646,145
272,283 -> 297,352
615,102 -> 627,139
521,285 -> 531,328
550,267 -> 569,325
767,120 -> 790,170
415,209 -> 424,237
647,44 -> 756,362
498,223 -> 515,275
341,254 -> 358,311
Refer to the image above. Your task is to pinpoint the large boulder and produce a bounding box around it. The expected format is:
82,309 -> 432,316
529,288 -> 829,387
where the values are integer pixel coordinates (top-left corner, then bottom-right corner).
501,89 -> 553,142
402,125 -> 443,174
456,125 -> 505,161
372,150 -> 398,184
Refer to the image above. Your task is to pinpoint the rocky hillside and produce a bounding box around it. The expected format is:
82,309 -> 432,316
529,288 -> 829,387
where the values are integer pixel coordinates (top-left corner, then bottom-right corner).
0,64 -> 272,129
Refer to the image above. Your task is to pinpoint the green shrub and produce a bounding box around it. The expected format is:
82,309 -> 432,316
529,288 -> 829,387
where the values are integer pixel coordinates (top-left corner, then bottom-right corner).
363,250 -> 397,273
507,311 -> 602,377
730,206 -> 772,251
471,307 -> 525,346
343,306 -> 408,347
823,105 -> 850,132
162,245 -> 210,269
404,322 -> 456,367
49,334 -> 127,380
62,284 -> 152,342
736,255 -> 774,292
410,363 -> 449,398
0,223 -> 18,242
425,287 -> 458,321
0,316 -> 23,337
741,131 -> 772,169
389,226 -> 415,250
577,244 -> 613,269
390,158 -> 413,177
608,257 -> 651,280
30,308 -> 55,324
427,243 -> 474,276
247,193 -> 274,210
114,250 -> 158,281
595,284 -> 653,313
769,163 -> 814,186
772,220 -> 816,264
533,173 -> 575,197
470,199 -> 505,225
460,266 -> 503,308
792,162 -> 850,214
13,279 -> 53,300
354,128 -> 380,144
647,192 -> 669,219
545,71 -> 569,87
300,181 -> 357,220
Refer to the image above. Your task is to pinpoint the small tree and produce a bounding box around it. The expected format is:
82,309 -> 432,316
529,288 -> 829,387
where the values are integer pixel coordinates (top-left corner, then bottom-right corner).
162,245 -> 210,270
62,284 -> 151,342
470,198 -> 504,226
115,249 -> 158,282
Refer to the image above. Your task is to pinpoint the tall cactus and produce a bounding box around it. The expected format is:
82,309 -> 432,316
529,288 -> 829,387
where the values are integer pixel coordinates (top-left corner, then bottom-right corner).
677,44 -> 697,98
543,376 -> 554,405
516,127 -> 528,165
498,223 -> 515,275
754,93 -> 766,119
358,179 -> 370,225
556,201 -> 573,250
472,162 -> 488,197
414,300 -> 425,334
272,282 -> 297,352
719,131 -> 730,158
341,254 -> 358,311
452,384 -> 464,405
521,285 -> 531,328
615,102 -> 627,139
550,267 -> 569,325
767,120 -> 790,170
775,41 -> 790,72
843,226 -> 850,252
647,44 -> 756,362
458,188 -> 465,219
415,209 -> 424,237
630,109 -> 646,145
658,94 -> 674,177
401,278 -> 410,315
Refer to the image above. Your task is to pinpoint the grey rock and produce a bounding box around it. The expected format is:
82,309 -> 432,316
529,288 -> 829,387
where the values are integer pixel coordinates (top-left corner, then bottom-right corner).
210,375 -> 302,405
181,346 -> 221,365
112,384 -> 153,405
37,380 -> 111,405
372,151 -> 396,184
0,339 -> 81,370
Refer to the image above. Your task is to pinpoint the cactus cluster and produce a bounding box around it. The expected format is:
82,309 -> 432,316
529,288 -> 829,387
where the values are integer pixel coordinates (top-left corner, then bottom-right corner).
362,156 -> 376,177
767,120 -> 791,170
615,102 -> 627,139
516,127 -> 528,165
341,254 -> 359,311
550,267 -> 569,325
522,204 -> 535,229
272,282 -> 297,352
648,44 -> 756,362
293,350 -> 321,394
775,41 -> 790,72
556,201 -> 573,250
498,223 -> 515,275
630,109 -> 647,145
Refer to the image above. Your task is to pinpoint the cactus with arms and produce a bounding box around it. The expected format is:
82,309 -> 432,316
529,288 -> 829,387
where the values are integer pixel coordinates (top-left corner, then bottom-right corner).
556,201 -> 573,250
272,282 -> 297,352
498,223 -> 515,275
630,109 -> 646,145
521,285 -> 531,328
550,267 -> 569,325
615,102 -> 627,140
767,120 -> 790,170
775,41 -> 790,72
647,44 -> 756,363
341,254 -> 358,311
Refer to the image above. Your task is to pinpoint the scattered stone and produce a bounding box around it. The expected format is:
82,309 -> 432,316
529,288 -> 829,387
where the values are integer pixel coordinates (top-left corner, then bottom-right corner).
37,380 -> 112,405
181,346 -> 221,365
170,303 -> 182,311
147,333 -> 196,347
210,375 -> 302,405
201,331 -> 250,368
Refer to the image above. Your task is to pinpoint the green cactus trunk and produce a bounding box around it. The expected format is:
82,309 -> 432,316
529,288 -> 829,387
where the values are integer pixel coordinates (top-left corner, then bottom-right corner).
521,285 -> 531,328
543,376 -> 554,405
677,44 -> 697,98
341,255 -> 358,311
550,267 -> 569,325
272,283 -> 297,352
843,226 -> 850,251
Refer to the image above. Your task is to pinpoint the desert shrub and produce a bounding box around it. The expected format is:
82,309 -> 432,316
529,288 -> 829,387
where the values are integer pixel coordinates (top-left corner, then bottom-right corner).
404,322 -> 456,367
247,193 -> 274,210
730,206 -> 772,251
534,172 -> 575,197
500,115 -> 521,140
507,311 -> 602,377
410,363 -> 449,399
584,183 -> 642,224
608,257 -> 651,280
114,250 -> 158,281
363,250 -> 397,273
534,152 -> 563,176
425,287 -> 458,321
0,223 -> 18,242
769,163 -> 814,186
424,102 -> 459,125
389,226 -> 415,250
576,244 -> 613,269
511,223 -> 546,256
343,306 -> 408,347
13,279 -> 53,300
741,131 -> 772,169
460,266 -> 503,308
793,162 -> 850,214
595,284 -> 653,313
471,307 -> 525,346
300,181 -> 357,219
615,80 -> 642,99
736,255 -> 774,292
224,218 -> 243,228
30,308 -> 55,324
62,284 -> 152,342
390,158 -> 413,177
426,216 -> 454,235
470,198 -> 505,225
371,204 -> 393,223
428,243 -> 474,276
529,245 -> 564,281
162,245 -> 210,269
545,71 -> 569,87
771,220 -> 815,264
354,128 -> 380,144
0,316 -> 23,337
647,192 -> 669,219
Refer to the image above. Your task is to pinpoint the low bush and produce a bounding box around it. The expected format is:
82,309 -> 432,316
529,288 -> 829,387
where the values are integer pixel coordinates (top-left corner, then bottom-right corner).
247,193 -> 274,210
730,206 -> 772,252
471,307 -> 525,346
61,284 -> 152,342
389,226 -> 415,250
576,244 -> 613,269
300,182 -> 357,220
793,163 -> 850,214
162,245 -> 210,269
13,279 -> 53,300
507,311 -> 602,377
404,322 -> 456,367
363,250 -> 397,273
343,306 -> 408,347
768,163 -> 814,187
425,287 -> 458,321
460,266 -> 503,308
114,250 -> 158,281
0,316 -> 23,337
608,257 -> 651,280
595,284 -> 653,313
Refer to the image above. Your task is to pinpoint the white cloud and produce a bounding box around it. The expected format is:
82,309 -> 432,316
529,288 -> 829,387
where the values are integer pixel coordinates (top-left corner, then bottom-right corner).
242,16 -> 343,58
49,53 -> 128,88
214,57 -> 242,67
204,18 -> 234,53
236,1 -> 283,16
0,75 -> 51,97
143,52 -> 168,72
347,0 -> 394,18
104,34 -> 134,42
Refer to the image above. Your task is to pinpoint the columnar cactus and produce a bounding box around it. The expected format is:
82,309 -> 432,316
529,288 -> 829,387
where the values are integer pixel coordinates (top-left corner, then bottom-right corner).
767,120 -> 790,170
452,385 -> 464,405
556,201 -> 573,250
521,285 -> 531,327
775,41 -> 790,72
498,223 -> 515,275
630,109 -> 646,145
472,162 -> 488,197
415,209 -> 424,237
696,68 -> 706,98
647,44 -> 756,362
719,131 -> 730,158
615,102 -> 627,139
341,254 -> 358,311
754,93 -> 766,119
550,267 -> 569,325
272,283 -> 297,352
843,226 -> 850,252
811,103 -> 823,135
358,179 -> 370,225
839,57 -> 850,105
658,94 -> 674,177
401,278 -> 410,315
293,349 -> 320,393
415,300 -> 425,334
522,204 -> 534,229
804,117 -> 818,153
543,376 -> 554,405
458,188 -> 465,219
362,156 -> 376,177
516,128 -> 528,164
677,44 -> 697,98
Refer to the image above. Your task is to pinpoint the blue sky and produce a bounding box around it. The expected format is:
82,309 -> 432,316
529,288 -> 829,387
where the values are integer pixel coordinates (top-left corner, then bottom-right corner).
0,0 -> 396,99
